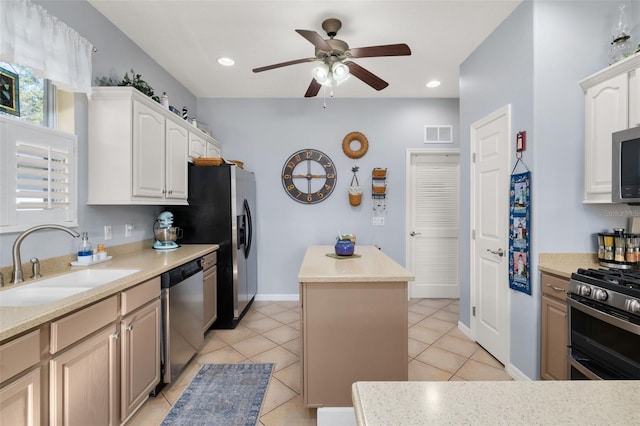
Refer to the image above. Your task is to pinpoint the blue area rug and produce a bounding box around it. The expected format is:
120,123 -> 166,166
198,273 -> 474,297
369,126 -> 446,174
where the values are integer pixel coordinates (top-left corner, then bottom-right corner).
161,363 -> 274,426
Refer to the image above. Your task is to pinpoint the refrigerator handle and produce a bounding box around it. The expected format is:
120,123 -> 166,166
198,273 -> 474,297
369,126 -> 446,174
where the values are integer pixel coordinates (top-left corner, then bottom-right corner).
237,215 -> 246,249
244,199 -> 253,259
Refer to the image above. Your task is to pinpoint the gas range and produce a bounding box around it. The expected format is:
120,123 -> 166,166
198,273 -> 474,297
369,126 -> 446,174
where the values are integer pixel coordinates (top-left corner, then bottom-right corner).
570,268 -> 640,316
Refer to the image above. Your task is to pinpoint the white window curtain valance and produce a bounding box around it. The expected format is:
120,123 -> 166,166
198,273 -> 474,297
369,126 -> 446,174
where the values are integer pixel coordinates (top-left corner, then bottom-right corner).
0,0 -> 93,94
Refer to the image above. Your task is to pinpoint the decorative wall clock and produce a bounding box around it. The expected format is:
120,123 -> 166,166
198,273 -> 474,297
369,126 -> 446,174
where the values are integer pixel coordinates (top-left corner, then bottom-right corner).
282,149 -> 337,203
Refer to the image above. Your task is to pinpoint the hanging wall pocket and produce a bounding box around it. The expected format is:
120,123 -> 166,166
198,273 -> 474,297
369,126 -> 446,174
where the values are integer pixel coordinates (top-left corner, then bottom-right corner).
509,155 -> 531,295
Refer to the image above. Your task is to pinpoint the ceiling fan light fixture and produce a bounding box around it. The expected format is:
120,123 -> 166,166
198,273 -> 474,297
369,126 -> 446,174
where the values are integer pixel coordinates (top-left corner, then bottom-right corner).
331,62 -> 350,82
217,57 -> 235,67
313,64 -> 330,84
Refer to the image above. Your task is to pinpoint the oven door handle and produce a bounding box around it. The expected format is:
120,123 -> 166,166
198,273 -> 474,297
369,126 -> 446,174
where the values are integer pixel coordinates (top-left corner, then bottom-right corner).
567,355 -> 604,380
567,298 -> 640,335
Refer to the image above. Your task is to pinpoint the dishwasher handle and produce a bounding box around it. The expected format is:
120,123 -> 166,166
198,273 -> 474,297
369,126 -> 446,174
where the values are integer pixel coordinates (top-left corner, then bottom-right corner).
161,258 -> 203,289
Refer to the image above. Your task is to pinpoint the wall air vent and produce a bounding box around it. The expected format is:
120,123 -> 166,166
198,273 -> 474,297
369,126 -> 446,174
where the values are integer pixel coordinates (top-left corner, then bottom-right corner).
424,125 -> 453,144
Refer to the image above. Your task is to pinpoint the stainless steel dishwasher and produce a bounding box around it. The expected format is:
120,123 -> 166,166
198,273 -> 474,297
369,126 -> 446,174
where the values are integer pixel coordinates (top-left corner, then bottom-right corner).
160,258 -> 204,385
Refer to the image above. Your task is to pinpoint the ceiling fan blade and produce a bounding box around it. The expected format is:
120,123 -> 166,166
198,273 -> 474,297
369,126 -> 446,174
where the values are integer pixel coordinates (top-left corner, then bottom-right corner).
295,29 -> 333,51
348,43 -> 411,58
344,61 -> 389,91
253,58 -> 316,73
304,79 -> 322,98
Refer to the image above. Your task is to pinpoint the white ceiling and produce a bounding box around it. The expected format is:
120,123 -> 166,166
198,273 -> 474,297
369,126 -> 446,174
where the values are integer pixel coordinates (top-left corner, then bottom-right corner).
88,0 -> 521,99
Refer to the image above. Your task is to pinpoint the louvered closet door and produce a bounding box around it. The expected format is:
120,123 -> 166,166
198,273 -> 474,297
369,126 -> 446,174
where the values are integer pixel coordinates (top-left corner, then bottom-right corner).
408,152 -> 460,298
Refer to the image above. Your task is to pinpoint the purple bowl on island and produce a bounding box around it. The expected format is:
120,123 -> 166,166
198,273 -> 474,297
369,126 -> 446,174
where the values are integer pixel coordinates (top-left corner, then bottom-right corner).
335,239 -> 355,256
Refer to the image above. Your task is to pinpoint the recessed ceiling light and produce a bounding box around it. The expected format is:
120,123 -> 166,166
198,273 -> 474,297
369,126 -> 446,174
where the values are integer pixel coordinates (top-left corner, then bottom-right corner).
217,57 -> 235,66
426,80 -> 441,88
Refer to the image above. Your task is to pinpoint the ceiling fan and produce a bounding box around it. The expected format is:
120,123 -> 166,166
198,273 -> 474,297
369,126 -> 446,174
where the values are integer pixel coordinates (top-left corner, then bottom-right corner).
252,18 -> 411,97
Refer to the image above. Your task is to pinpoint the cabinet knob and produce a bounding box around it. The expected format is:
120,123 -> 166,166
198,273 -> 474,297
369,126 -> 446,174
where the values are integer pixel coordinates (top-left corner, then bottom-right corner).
127,324 -> 134,332
112,332 -> 120,340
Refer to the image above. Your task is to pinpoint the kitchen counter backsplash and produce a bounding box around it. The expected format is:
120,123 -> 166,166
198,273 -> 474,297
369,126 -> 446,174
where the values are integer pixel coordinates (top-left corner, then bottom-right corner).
538,252 -> 600,279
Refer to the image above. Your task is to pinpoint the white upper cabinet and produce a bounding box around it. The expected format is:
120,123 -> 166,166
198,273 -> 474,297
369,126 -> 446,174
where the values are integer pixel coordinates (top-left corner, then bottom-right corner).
580,53 -> 640,203
88,87 -> 218,205
188,130 -> 222,161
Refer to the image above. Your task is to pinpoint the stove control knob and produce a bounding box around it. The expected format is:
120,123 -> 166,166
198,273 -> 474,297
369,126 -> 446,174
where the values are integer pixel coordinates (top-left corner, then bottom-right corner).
578,285 -> 591,297
594,289 -> 608,301
626,299 -> 640,314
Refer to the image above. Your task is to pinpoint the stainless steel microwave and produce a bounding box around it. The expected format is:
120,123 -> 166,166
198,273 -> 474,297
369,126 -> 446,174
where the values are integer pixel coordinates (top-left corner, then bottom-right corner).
612,126 -> 640,205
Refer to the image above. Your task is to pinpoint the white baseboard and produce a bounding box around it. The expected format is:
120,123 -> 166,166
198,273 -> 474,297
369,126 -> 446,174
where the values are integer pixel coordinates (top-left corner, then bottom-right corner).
457,320 -> 472,339
506,363 -> 531,381
254,293 -> 299,302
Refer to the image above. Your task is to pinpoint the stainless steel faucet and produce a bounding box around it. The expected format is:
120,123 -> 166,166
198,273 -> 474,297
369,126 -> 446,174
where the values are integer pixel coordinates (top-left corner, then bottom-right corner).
11,224 -> 80,284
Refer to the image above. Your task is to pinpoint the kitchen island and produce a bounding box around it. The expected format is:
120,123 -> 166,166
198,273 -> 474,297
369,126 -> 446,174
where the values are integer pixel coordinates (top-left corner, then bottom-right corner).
352,380 -> 640,425
298,245 -> 415,408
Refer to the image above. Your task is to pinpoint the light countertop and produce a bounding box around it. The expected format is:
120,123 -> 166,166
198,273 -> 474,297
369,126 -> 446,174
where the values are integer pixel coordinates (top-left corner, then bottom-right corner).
352,380 -> 640,425
0,243 -> 218,342
538,252 -> 600,279
297,245 -> 415,283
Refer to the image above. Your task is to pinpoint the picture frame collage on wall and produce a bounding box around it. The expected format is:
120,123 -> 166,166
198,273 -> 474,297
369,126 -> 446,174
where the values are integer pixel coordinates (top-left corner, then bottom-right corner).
509,171 -> 531,295
0,66 -> 19,117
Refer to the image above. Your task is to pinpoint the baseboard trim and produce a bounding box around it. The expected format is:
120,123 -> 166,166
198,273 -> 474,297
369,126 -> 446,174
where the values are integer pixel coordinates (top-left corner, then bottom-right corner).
506,363 -> 531,381
255,293 -> 299,302
457,320 -> 472,339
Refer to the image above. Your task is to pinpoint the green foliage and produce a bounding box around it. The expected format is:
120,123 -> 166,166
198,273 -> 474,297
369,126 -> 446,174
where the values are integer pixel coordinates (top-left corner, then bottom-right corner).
118,69 -> 160,103
94,69 -> 160,103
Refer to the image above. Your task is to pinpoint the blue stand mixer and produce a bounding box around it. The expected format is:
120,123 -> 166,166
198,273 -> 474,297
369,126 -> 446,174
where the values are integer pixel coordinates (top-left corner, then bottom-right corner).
153,211 -> 181,250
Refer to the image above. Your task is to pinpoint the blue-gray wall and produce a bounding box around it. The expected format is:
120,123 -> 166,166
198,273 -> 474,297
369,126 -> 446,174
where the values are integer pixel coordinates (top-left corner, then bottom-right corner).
460,0 -> 639,379
197,98 -> 459,295
0,0 -> 196,267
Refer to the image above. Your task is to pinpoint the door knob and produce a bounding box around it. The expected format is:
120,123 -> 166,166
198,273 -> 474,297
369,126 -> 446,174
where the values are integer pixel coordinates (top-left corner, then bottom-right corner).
486,248 -> 505,257
410,231 -> 421,237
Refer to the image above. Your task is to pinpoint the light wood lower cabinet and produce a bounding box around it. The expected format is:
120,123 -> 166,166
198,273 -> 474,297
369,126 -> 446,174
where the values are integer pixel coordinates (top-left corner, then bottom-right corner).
300,281 -> 408,407
0,277 -> 162,425
540,272 -> 569,380
50,325 -> 119,426
0,368 -> 41,426
120,299 -> 161,423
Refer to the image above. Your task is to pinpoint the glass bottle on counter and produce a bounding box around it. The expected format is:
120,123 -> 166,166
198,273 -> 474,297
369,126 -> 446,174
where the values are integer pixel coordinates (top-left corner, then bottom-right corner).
77,232 -> 93,263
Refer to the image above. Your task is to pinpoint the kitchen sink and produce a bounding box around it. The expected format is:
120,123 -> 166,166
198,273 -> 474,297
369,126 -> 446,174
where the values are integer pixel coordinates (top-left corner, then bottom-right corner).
0,268 -> 140,307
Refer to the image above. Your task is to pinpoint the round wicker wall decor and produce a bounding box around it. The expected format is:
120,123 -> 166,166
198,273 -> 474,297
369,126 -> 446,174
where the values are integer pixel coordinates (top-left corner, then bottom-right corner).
342,131 -> 369,159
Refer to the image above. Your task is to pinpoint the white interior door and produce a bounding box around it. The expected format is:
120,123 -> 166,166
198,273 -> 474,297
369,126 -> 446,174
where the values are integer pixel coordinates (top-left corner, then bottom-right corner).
406,150 -> 460,299
470,106 -> 511,365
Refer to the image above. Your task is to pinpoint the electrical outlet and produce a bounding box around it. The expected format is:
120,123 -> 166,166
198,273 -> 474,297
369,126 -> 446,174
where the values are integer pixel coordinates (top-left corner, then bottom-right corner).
125,223 -> 134,237
372,216 -> 385,226
104,225 -> 112,240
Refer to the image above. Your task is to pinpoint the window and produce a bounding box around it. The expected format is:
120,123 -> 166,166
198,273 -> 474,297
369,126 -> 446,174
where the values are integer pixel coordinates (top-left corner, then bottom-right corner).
0,62 -> 55,128
0,115 -> 78,233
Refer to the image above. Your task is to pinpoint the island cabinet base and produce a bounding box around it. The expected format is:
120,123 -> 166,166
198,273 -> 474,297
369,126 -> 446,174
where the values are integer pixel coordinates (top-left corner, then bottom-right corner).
301,281 -> 408,407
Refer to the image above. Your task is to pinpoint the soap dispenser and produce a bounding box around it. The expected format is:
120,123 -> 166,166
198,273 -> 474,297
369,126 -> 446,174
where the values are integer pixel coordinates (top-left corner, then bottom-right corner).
77,232 -> 93,264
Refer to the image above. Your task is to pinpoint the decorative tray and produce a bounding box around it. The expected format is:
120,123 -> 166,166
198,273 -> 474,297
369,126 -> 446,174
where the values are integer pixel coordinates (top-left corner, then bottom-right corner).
70,256 -> 112,267
325,253 -> 361,260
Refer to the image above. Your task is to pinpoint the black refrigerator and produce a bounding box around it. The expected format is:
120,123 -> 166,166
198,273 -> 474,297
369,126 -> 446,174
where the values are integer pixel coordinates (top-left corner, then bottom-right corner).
171,163 -> 257,329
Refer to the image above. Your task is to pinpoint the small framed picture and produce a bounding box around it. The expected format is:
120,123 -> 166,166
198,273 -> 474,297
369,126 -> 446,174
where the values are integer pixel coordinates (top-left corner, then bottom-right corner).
0,66 -> 19,116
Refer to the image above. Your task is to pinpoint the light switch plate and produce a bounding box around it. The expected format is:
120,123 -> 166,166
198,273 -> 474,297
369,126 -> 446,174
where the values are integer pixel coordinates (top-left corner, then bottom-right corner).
372,216 -> 385,226
104,225 -> 112,240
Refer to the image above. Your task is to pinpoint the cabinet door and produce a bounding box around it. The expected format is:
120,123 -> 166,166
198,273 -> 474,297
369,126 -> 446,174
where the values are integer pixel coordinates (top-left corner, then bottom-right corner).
540,294 -> 568,380
188,133 -> 206,160
132,100 -> 165,198
0,368 -> 41,426
584,73 -> 629,203
165,121 -> 188,201
50,325 -> 118,426
631,67 -> 640,128
120,299 -> 161,423
203,266 -> 217,332
206,141 -> 221,158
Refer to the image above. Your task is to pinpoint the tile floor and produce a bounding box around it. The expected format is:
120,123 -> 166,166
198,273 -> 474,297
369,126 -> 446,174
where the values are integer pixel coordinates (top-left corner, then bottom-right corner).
128,298 -> 512,425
